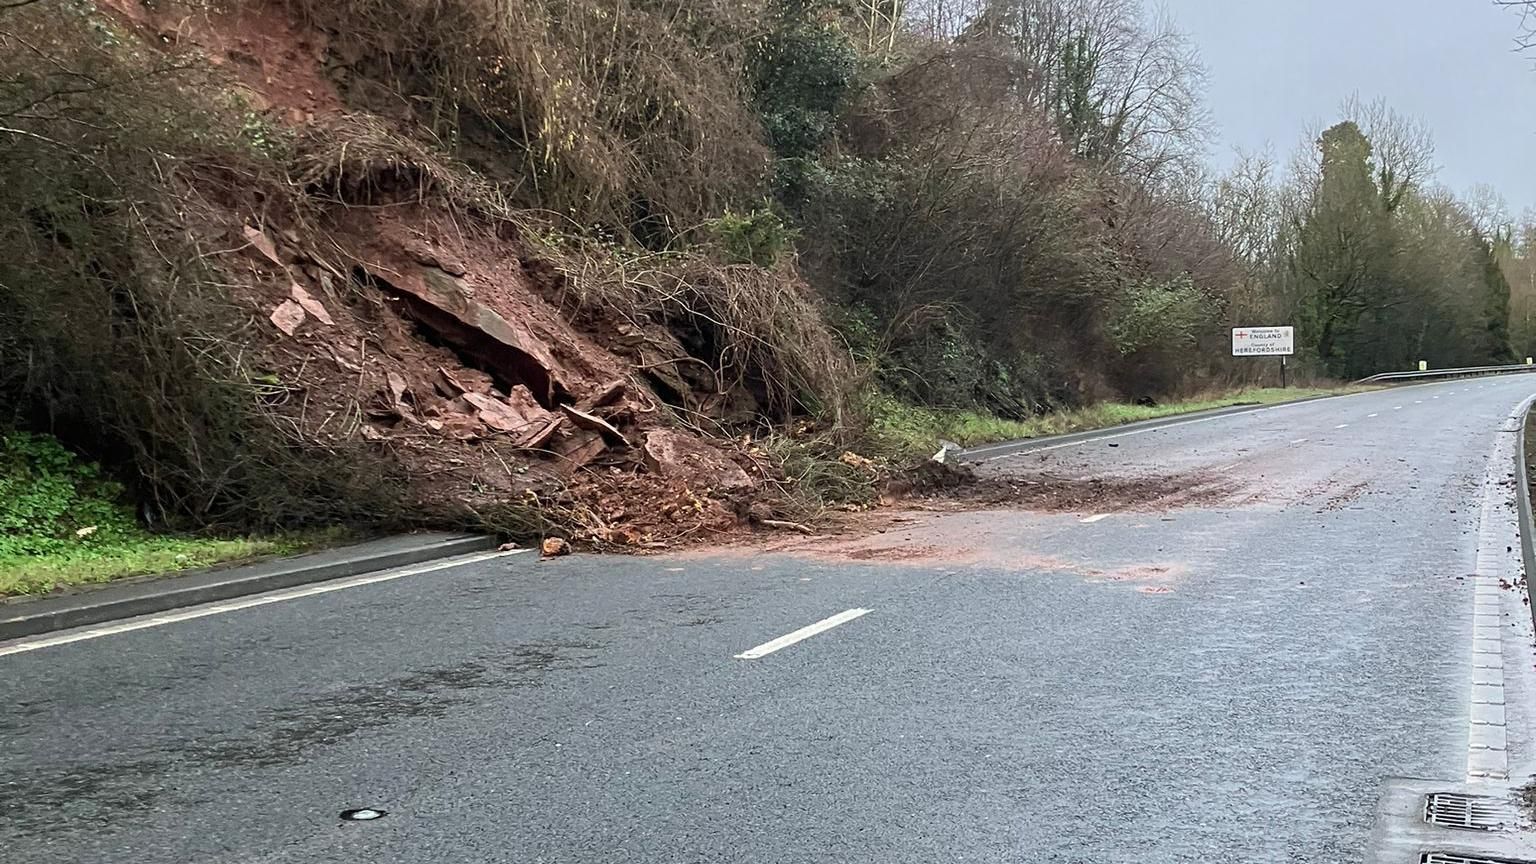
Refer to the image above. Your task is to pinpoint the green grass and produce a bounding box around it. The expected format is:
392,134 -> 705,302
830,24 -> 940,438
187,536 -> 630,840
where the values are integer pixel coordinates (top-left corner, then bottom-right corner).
0,428 -> 353,598
867,386 -> 1367,457
0,528 -> 351,598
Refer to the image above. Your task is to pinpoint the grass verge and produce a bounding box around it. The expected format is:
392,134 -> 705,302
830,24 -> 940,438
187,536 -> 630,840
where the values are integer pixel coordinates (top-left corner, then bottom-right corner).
0,528 -> 353,598
867,386 -> 1365,456
0,430 -> 354,598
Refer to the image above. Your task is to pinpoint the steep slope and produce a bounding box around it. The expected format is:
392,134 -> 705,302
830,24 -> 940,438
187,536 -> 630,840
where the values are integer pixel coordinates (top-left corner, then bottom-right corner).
1,0 -> 855,544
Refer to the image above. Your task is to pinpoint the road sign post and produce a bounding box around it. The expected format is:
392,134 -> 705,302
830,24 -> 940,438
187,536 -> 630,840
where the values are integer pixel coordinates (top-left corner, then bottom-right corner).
1232,326 -> 1295,387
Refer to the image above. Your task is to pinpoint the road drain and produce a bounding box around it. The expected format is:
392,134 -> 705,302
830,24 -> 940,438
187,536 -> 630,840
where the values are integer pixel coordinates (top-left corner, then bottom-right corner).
1413,848 -> 1536,854
1424,793 -> 1518,832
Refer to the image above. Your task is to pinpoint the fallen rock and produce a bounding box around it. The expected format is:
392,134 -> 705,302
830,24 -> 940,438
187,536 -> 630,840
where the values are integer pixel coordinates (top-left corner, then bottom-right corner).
462,391 -> 530,432
243,225 -> 283,267
365,263 -> 565,404
437,413 -> 485,441
560,404 -> 626,444
551,429 -> 607,474
290,282 -> 335,325
462,387 -> 562,447
435,367 -> 470,396
839,451 -> 876,473
578,379 -> 628,411
541,537 -> 571,558
641,428 -> 755,493
761,519 -> 815,535
386,371 -> 411,408
269,299 -> 306,336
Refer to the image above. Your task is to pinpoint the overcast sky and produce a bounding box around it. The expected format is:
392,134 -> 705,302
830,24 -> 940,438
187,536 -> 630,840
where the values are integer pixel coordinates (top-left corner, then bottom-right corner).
1162,0 -> 1536,213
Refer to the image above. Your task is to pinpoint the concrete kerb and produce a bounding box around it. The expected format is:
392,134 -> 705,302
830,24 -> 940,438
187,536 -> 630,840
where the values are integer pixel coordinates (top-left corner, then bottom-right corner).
0,532 -> 495,641
1517,401 -> 1536,633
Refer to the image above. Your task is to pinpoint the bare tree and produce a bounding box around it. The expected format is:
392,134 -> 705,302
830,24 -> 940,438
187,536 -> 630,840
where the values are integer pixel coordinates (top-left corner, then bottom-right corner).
958,0 -> 1209,180
1340,94 -> 1436,209
1464,183 -> 1513,238
1495,1 -> 1536,50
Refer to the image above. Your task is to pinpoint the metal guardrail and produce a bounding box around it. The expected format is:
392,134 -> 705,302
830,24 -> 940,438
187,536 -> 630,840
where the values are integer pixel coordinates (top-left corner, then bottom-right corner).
1356,363 -> 1536,384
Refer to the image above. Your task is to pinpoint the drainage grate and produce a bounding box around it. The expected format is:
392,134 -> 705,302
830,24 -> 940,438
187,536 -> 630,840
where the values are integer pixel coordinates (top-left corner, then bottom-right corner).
1424,793 -> 1517,832
1422,855 -> 1536,864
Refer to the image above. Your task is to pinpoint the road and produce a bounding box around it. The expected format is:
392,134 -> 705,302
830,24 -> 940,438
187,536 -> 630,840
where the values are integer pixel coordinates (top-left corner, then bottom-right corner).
6,377 -> 1536,863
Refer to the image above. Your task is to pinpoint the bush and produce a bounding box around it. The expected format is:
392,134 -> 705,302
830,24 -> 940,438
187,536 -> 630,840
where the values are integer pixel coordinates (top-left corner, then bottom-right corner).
1106,275 -> 1212,355
0,432 -> 138,558
705,208 -> 800,267
750,0 -> 859,160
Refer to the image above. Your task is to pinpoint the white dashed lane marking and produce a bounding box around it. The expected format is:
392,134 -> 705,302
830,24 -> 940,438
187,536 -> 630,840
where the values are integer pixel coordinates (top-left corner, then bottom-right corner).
1080,514 -> 1110,524
735,608 -> 872,660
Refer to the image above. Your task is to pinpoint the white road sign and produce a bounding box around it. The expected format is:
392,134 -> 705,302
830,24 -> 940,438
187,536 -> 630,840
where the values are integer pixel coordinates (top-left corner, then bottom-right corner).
1231,326 -> 1294,357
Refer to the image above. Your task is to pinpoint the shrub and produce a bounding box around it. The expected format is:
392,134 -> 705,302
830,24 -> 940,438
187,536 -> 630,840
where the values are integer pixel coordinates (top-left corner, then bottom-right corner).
705,208 -> 801,267
0,432 -> 138,558
1106,275 -> 1212,355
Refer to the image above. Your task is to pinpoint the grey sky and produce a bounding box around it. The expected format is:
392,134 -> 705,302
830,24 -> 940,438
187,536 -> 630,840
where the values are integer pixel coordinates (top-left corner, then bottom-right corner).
1163,0 -> 1536,213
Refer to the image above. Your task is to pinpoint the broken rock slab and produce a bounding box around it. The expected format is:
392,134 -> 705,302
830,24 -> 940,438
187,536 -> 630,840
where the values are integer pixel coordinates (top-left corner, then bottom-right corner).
461,386 -> 562,448
243,225 -> 284,267
269,299 -> 306,336
290,282 -> 335,325
560,404 -> 626,444
641,428 -> 755,494
364,262 -> 566,405
551,429 -> 607,474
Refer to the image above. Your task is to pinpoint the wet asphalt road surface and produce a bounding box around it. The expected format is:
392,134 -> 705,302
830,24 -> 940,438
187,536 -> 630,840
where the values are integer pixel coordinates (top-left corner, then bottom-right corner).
5,377 -> 1536,863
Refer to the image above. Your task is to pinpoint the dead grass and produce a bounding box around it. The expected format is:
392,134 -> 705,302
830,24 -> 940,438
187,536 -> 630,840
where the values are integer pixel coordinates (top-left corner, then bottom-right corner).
278,0 -> 771,232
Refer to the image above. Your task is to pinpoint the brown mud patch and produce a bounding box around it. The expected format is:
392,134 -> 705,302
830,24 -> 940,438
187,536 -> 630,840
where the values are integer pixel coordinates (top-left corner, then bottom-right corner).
887,460 -> 1243,514
686,508 -> 1190,595
1313,480 -> 1371,513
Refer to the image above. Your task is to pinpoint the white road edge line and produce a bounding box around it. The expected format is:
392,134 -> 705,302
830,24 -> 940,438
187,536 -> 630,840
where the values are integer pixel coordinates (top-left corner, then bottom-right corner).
0,549 -> 527,657
1079,513 -> 1110,523
735,608 -> 871,660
